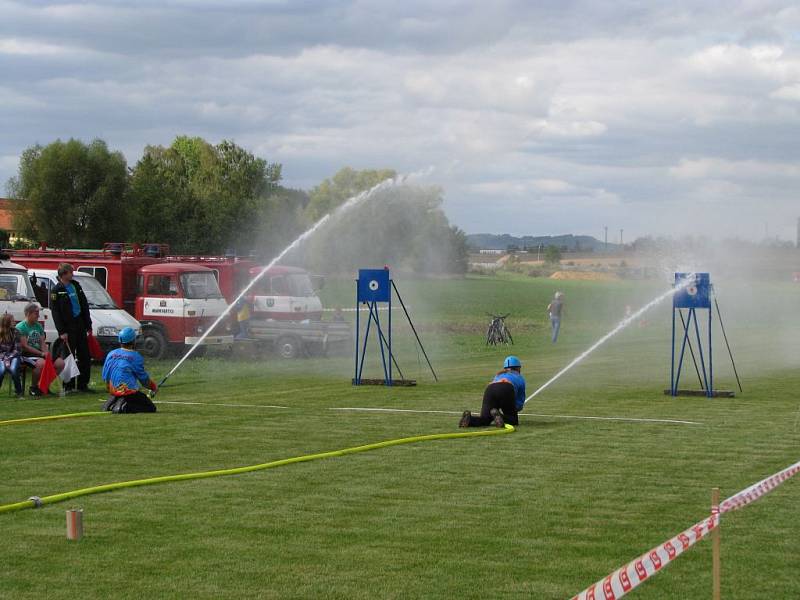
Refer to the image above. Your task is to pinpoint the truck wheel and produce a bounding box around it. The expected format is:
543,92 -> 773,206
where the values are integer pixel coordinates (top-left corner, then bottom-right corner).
275,335 -> 302,359
139,328 -> 167,360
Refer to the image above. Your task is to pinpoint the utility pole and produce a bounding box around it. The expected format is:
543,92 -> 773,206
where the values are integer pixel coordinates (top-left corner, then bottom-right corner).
604,226 -> 608,253
796,217 -> 799,248
619,228 -> 623,248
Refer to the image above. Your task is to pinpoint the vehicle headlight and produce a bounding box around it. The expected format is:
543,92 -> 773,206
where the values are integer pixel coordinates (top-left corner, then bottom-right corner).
97,326 -> 119,336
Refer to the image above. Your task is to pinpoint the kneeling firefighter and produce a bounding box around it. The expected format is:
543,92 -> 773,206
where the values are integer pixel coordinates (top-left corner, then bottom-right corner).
459,356 -> 526,428
102,327 -> 158,414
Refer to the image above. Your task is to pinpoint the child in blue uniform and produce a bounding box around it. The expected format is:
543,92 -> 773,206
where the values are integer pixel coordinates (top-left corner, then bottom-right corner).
101,327 -> 157,414
459,356 -> 525,427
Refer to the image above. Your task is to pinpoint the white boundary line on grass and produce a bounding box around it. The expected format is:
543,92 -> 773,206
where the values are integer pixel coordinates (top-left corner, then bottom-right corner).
151,400 -> 701,425
155,400 -> 290,409
330,407 -> 703,425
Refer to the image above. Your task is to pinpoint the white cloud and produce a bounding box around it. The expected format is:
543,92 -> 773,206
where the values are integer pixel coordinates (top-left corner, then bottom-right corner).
2,1 -> 800,241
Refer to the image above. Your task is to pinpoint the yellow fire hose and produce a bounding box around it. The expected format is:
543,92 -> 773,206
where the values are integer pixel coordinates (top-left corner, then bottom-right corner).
0,424 -> 515,514
0,411 -> 110,427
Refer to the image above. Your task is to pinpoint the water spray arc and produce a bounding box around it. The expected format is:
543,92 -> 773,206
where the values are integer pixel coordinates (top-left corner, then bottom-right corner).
156,173 -> 416,391
524,281 -> 690,404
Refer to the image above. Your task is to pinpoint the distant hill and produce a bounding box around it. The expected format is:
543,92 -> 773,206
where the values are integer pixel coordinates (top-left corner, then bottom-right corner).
466,233 -> 614,252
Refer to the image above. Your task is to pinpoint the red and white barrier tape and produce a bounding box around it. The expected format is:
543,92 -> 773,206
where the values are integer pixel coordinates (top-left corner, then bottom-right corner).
571,513 -> 718,600
720,459 -> 800,514
571,458 -> 800,599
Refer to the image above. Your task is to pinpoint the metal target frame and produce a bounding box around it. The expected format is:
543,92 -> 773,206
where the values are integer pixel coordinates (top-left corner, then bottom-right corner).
353,268 -> 437,386
669,272 -> 741,398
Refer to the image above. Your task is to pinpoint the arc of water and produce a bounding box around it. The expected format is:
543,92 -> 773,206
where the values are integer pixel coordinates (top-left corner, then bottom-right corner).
525,278 -> 692,404
158,173 -> 413,389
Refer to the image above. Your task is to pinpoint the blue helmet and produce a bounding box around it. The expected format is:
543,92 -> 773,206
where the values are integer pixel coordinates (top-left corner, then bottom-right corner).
118,327 -> 136,344
503,355 -> 521,369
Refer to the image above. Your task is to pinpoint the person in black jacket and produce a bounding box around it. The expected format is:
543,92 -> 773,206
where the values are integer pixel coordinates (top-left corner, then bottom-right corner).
50,263 -> 93,392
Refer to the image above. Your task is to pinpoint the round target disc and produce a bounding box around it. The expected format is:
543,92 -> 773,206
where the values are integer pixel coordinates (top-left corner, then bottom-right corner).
687,285 -> 698,296
369,280 -> 379,291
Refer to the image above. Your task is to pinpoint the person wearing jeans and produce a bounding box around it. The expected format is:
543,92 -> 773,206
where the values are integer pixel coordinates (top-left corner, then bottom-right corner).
547,291 -> 565,343
459,356 -> 526,428
0,314 -> 23,397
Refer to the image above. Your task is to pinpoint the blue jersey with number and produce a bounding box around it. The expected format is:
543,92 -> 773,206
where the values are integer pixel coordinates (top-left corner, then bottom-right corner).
491,370 -> 526,410
102,348 -> 151,396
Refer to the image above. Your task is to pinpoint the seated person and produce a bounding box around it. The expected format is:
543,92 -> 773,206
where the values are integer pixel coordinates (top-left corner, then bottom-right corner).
101,327 -> 158,414
0,313 -> 23,397
17,303 -> 65,396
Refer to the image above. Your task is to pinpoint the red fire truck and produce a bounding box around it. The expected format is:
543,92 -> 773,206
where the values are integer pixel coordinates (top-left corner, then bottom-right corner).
162,255 -> 349,358
162,256 -> 324,320
9,244 -> 234,359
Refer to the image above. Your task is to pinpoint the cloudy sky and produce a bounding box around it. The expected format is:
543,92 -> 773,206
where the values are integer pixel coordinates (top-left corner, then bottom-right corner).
2,1 -> 800,242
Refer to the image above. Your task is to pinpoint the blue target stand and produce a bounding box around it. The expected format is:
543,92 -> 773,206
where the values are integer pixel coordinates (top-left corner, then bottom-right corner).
667,272 -> 741,398
353,268 -> 438,387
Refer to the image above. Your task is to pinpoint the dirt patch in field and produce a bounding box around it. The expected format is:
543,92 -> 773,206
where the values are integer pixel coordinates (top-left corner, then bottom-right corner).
421,321 -> 540,335
549,270 -> 621,281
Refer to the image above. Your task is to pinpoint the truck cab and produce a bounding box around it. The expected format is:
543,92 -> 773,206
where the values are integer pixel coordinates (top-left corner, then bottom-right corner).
247,266 -> 323,321
0,257 -> 58,342
136,264 -> 234,359
28,269 -> 142,355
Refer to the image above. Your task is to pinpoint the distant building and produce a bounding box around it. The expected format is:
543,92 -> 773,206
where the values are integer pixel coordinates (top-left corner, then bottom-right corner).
478,249 -> 504,255
0,198 -> 19,242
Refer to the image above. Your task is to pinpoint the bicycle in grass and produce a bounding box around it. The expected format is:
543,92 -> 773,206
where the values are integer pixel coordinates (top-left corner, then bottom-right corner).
486,313 -> 514,346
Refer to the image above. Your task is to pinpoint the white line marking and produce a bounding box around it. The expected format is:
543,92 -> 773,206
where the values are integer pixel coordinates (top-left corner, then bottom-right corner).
148,399 -> 702,425
154,400 -> 290,409
330,407 -> 703,425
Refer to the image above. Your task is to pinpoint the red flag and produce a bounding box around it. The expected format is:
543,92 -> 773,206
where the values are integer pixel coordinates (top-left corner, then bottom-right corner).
87,333 -> 104,361
38,353 -> 58,395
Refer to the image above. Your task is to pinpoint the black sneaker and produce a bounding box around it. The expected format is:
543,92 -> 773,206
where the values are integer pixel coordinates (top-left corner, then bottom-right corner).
28,386 -> 42,397
77,387 -> 97,394
458,410 -> 471,428
490,408 -> 505,428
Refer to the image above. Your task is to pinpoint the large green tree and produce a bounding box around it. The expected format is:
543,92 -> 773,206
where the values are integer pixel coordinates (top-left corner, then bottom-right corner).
251,187 -> 310,258
300,168 -> 468,275
129,136 -> 281,254
9,139 -> 129,247
305,167 -> 396,222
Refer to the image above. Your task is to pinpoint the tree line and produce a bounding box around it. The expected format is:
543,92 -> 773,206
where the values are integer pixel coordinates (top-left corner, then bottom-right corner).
6,137 -> 467,274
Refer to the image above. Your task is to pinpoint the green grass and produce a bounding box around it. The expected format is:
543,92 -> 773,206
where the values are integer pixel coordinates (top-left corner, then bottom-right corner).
1,275 -> 799,599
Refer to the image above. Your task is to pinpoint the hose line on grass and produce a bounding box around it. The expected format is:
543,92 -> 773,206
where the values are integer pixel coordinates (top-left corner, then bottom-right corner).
0,424 -> 515,515
0,411 -> 110,427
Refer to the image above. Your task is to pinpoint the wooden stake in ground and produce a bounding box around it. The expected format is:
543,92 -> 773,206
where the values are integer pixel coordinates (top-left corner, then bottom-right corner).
712,488 -> 721,600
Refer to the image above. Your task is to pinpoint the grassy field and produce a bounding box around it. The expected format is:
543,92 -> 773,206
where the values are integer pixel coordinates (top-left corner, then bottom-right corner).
1,274 -> 798,599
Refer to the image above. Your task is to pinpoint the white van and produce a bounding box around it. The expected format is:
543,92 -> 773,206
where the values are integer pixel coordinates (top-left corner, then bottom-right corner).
28,269 -> 141,354
0,257 -> 58,342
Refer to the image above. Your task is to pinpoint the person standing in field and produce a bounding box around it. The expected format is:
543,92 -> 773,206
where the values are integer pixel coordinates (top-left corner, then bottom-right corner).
547,291 -> 565,343
50,263 -> 93,392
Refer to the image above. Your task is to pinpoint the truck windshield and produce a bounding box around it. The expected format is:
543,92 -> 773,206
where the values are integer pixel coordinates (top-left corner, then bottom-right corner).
287,274 -> 314,297
181,272 -> 224,299
0,271 -> 34,301
77,276 -> 118,309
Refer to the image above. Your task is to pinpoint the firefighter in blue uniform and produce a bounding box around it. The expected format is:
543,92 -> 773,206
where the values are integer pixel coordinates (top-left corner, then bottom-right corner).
102,327 -> 158,413
459,356 -> 526,427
